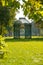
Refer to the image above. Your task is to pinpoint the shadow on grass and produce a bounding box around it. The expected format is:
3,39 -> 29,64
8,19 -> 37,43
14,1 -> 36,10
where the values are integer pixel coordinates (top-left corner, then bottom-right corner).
5,38 -> 43,42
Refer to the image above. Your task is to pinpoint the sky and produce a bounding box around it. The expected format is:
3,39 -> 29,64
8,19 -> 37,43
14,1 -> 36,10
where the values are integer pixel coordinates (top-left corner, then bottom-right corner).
15,7 -> 25,19
15,7 -> 32,23
15,0 -> 32,23
15,0 -> 25,19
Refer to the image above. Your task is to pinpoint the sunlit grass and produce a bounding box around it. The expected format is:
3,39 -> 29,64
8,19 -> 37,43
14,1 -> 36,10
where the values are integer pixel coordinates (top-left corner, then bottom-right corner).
0,38 -> 43,65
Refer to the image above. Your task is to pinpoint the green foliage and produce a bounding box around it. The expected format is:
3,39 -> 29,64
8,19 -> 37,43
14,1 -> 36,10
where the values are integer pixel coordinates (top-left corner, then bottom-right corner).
40,0 -> 43,4
0,36 -> 8,58
22,0 -> 43,28
0,6 -> 10,25
22,0 -> 43,21
0,0 -> 20,35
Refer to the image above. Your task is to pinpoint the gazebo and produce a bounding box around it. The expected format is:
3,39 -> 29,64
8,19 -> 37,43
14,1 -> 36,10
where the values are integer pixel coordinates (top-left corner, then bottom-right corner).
13,18 -> 32,39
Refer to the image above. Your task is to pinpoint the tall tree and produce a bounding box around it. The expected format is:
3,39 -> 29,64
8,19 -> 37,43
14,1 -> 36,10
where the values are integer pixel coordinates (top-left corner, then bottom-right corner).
0,0 -> 20,35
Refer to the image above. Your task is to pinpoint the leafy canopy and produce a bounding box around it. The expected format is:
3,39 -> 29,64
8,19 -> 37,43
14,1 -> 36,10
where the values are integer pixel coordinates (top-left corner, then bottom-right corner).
22,0 -> 43,22
0,0 -> 20,35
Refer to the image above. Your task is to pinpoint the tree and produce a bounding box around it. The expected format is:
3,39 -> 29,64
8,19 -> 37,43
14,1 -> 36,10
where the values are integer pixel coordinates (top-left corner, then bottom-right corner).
0,5 -> 10,35
0,0 -> 20,35
22,0 -> 43,27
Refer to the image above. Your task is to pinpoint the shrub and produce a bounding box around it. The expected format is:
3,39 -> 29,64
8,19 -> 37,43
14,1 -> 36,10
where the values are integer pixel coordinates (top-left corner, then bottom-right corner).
0,35 -> 8,58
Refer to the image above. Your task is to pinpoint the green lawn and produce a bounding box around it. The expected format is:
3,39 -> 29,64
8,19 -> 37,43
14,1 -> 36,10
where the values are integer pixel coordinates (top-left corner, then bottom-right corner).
0,38 -> 43,65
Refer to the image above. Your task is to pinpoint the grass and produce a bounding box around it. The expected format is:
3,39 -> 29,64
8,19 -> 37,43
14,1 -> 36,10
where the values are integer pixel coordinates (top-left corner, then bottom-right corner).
0,38 -> 43,65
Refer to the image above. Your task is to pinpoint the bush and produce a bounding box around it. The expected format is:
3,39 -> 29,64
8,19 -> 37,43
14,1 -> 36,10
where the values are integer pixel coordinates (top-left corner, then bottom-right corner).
0,35 -> 8,58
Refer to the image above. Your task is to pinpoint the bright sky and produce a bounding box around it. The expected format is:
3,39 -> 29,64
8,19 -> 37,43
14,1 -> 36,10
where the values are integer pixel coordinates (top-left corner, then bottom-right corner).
15,0 -> 25,19
16,7 -> 25,19
15,0 -> 32,23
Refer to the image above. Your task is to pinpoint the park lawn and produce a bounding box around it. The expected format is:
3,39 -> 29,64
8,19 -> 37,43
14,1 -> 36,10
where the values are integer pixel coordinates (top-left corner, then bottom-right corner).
0,39 -> 43,65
